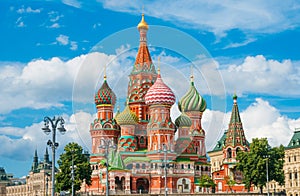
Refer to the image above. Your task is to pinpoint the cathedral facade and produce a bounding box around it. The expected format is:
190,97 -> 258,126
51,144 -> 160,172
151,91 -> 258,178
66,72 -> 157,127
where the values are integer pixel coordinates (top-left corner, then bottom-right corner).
86,14 -> 210,194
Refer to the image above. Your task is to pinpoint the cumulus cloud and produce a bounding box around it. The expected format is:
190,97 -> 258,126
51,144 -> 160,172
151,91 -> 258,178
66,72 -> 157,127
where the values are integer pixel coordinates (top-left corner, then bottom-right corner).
17,6 -> 41,14
100,0 -> 300,36
220,55 -> 300,96
56,34 -> 69,45
0,111 -> 94,161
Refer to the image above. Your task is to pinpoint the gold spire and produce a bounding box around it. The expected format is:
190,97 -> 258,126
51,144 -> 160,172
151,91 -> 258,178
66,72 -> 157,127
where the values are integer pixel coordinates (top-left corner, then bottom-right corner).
104,64 -> 107,80
157,57 -> 161,75
190,65 -> 194,83
137,13 -> 149,30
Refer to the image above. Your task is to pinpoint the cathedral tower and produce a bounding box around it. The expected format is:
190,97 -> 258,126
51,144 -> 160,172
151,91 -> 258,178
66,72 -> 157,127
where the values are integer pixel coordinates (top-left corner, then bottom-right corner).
127,14 -> 157,123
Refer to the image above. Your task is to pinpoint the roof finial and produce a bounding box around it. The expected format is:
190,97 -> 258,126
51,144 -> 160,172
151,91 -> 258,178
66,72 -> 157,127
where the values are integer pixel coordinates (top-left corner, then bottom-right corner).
157,57 -> 161,75
104,64 -> 107,81
190,64 -> 194,84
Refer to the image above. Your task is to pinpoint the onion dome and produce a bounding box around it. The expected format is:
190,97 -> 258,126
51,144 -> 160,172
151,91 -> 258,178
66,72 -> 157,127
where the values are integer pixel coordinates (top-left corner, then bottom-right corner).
178,76 -> 206,112
116,105 -> 138,125
137,13 -> 149,30
95,77 -> 116,106
145,73 -> 176,106
175,112 -> 192,127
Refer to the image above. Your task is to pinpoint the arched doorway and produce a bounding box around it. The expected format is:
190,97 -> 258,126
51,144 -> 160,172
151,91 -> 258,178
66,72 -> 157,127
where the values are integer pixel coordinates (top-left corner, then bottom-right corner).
115,176 -> 125,193
136,178 -> 149,193
177,178 -> 191,193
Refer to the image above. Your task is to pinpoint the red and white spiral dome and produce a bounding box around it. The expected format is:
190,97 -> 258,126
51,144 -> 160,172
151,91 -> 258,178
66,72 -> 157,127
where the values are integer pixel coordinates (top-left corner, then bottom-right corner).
145,74 -> 176,106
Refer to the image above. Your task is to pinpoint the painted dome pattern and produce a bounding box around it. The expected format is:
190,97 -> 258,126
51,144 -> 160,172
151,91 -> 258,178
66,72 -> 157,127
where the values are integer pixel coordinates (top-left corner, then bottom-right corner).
145,75 -> 176,106
95,79 -> 116,106
116,105 -> 138,125
175,113 -> 192,127
178,81 -> 206,112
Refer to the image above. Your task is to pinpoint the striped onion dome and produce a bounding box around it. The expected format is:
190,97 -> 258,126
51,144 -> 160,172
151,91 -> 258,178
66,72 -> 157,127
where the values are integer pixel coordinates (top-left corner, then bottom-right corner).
175,112 -> 192,127
178,76 -> 206,112
116,105 -> 138,125
95,77 -> 116,106
145,74 -> 176,106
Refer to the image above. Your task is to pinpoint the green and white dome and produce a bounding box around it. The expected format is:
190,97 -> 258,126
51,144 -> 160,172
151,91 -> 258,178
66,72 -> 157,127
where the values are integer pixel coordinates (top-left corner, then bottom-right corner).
175,113 -> 192,127
178,77 -> 206,112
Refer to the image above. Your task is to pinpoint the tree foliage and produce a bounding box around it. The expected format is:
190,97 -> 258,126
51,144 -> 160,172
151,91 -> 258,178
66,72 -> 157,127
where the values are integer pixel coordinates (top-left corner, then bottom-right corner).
236,138 -> 285,193
224,176 -> 236,192
56,142 -> 92,194
198,174 -> 215,192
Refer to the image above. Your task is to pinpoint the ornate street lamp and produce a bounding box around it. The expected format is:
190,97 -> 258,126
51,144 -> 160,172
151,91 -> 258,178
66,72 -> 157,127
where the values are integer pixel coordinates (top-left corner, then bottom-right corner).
71,155 -> 77,196
99,138 -> 116,196
160,144 -> 173,196
42,116 -> 66,196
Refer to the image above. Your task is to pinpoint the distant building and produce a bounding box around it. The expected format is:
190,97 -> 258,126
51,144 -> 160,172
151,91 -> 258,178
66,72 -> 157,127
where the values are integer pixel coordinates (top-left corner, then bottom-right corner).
208,95 -> 251,193
86,14 -> 210,195
0,167 -> 10,196
6,148 -> 52,196
284,128 -> 300,196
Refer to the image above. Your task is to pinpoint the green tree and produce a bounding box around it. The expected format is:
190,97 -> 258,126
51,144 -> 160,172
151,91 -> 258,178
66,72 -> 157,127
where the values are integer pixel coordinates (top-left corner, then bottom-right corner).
56,142 -> 92,194
198,174 -> 215,193
236,138 -> 285,193
224,176 -> 236,192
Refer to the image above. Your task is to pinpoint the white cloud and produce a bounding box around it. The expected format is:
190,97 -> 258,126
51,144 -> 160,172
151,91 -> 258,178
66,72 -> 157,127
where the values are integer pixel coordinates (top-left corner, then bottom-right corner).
62,0 -> 82,8
0,111 -> 94,161
17,6 -> 41,14
70,41 -> 78,50
100,1 -> 300,37
56,34 -> 69,45
220,55 -> 300,96
16,17 -> 25,27
49,23 -> 60,28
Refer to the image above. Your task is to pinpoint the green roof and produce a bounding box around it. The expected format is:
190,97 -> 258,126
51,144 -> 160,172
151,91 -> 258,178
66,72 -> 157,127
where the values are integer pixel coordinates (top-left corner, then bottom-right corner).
111,151 -> 125,170
208,130 -> 227,152
286,130 -> 300,149
123,156 -> 150,165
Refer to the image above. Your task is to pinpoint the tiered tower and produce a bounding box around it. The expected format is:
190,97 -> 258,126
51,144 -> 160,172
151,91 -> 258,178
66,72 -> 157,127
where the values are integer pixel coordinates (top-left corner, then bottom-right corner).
177,74 -> 207,161
127,14 -> 157,124
90,74 -> 120,162
208,94 -> 250,192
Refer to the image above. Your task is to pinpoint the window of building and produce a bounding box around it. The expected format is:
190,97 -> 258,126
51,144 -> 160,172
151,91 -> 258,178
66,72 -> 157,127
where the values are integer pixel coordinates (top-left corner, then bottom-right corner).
181,164 -> 184,169
227,148 -> 232,158
136,163 -> 140,169
188,164 -> 190,169
295,172 -> 298,179
288,156 -> 291,162
289,173 -> 292,179
294,155 -> 297,161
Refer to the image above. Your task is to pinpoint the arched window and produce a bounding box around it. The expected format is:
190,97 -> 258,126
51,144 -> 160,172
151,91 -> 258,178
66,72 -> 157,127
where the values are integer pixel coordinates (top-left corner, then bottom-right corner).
140,136 -> 145,144
227,148 -> 232,158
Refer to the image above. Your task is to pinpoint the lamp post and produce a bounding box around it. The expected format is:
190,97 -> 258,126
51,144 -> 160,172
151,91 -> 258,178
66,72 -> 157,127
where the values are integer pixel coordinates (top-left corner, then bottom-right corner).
161,144 -> 173,196
266,157 -> 269,196
71,154 -> 77,196
42,116 -> 66,196
99,138 -> 116,196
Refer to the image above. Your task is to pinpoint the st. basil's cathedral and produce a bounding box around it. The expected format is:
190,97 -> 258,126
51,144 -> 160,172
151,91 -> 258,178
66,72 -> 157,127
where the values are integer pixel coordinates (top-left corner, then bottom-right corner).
86,14 -> 249,194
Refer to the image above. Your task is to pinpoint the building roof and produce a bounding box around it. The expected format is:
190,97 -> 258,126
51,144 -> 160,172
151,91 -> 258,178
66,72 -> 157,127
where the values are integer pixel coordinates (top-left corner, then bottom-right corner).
145,73 -> 176,106
209,130 -> 227,153
286,129 -> 300,149
225,95 -> 249,148
95,77 -> 116,106
116,105 -> 138,125
178,75 -> 206,112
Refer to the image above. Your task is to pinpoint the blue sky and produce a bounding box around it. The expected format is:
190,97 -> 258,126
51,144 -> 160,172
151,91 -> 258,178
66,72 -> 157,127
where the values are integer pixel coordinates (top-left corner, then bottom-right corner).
1,0 -> 300,178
